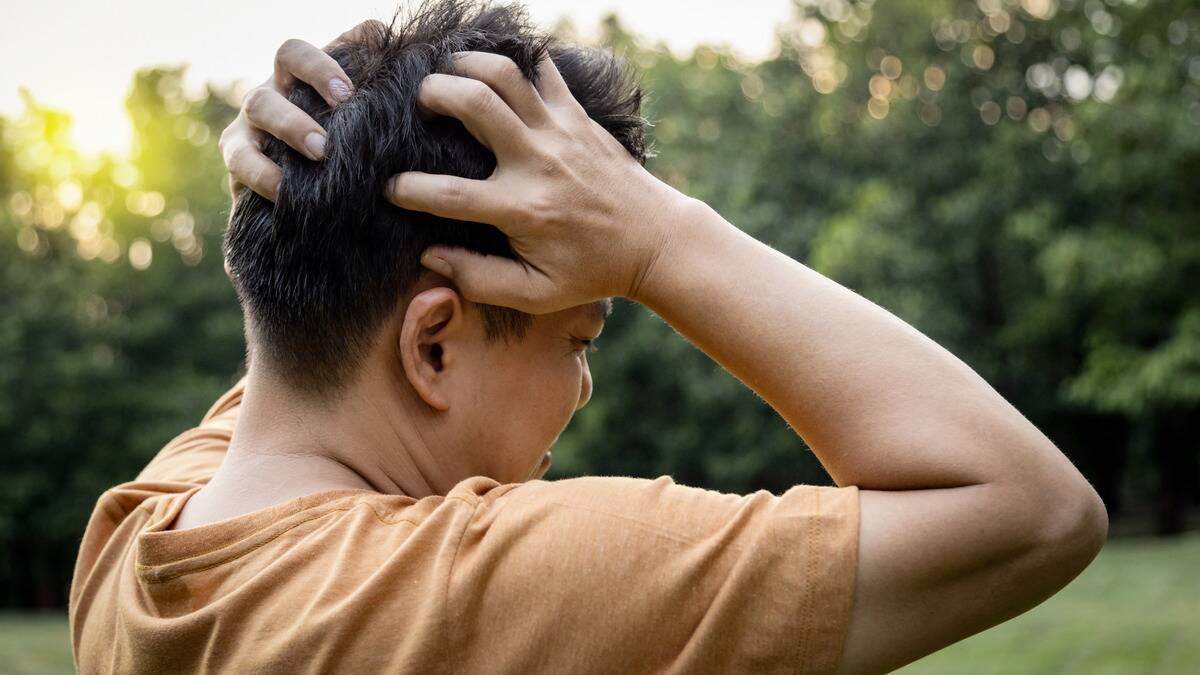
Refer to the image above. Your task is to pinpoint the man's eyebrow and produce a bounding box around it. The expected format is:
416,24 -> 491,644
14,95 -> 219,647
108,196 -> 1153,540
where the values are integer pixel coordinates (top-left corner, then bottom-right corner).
588,298 -> 614,323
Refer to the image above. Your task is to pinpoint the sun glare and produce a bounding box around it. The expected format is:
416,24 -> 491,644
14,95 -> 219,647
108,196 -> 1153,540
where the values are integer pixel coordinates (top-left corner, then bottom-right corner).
1,90 -> 134,158
69,104 -> 134,158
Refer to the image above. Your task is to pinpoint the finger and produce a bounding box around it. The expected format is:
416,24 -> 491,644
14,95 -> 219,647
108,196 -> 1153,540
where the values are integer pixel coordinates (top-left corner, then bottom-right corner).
273,38 -> 354,107
421,246 -> 558,314
417,73 -> 530,155
533,50 -> 574,106
386,172 -> 517,227
224,132 -> 282,202
326,19 -> 386,49
229,175 -> 249,202
449,51 -> 552,127
243,86 -> 328,161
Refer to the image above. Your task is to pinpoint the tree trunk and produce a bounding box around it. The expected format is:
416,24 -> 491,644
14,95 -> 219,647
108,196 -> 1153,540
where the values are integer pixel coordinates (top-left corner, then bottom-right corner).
1152,408 -> 1199,536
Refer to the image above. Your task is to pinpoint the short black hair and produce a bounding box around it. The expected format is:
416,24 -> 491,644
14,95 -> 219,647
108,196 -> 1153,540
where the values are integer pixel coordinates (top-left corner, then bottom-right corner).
224,0 -> 646,394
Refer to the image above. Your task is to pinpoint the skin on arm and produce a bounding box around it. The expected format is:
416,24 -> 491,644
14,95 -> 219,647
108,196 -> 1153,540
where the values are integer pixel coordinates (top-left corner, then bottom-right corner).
633,209 -> 1108,673
222,45 -> 1108,675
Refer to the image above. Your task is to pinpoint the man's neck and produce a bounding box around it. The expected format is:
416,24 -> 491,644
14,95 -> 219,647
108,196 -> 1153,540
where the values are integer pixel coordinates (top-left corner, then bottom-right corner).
174,367 -> 460,529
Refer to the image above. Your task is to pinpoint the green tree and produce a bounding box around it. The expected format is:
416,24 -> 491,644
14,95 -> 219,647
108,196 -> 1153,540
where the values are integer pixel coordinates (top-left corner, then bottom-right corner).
0,71 -> 243,607
1,0 -> 1197,609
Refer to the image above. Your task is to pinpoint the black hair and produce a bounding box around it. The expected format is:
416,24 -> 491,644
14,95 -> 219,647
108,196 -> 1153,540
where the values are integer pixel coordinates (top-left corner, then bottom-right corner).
224,0 -> 646,394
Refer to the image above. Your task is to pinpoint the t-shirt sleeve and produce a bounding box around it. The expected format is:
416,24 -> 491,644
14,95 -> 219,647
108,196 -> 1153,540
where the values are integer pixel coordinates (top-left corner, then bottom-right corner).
445,475 -> 860,675
135,376 -> 246,485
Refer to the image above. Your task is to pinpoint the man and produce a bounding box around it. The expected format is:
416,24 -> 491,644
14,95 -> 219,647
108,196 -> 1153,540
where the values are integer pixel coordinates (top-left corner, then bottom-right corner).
69,1 -> 1108,673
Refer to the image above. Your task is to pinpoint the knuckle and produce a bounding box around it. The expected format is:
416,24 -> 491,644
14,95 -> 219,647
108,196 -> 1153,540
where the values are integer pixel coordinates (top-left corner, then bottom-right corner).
439,181 -> 465,208
465,80 -> 496,111
561,100 -> 592,127
535,151 -> 566,179
242,87 -> 270,117
277,38 -> 304,58
538,156 -> 561,178
509,194 -> 535,224
249,163 -> 272,190
226,144 -> 252,174
494,57 -> 524,85
218,124 -> 236,153
361,19 -> 387,39
523,192 -> 556,229
496,196 -> 523,226
548,120 -> 573,139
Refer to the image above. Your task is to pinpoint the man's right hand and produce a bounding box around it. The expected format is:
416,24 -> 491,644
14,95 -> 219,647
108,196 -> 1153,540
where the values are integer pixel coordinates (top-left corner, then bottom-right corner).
386,51 -> 692,315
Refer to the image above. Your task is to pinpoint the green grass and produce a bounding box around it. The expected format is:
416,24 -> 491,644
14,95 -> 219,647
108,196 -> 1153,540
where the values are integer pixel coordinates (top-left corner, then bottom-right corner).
0,612 -> 73,675
897,532 -> 1200,674
1,534 -> 1197,674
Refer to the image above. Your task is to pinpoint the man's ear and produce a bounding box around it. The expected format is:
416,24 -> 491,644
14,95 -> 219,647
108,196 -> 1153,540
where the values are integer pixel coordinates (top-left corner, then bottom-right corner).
398,286 -> 465,412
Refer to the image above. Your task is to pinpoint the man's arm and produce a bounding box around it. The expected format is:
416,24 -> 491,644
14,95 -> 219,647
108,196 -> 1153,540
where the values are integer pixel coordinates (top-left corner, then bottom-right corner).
632,201 -> 1108,674
383,53 -> 1107,674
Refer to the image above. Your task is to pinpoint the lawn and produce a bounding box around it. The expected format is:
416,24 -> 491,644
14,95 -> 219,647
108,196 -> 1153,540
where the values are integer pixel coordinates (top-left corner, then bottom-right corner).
0,612 -> 74,675
1,533 -> 1196,674
896,531 -> 1200,674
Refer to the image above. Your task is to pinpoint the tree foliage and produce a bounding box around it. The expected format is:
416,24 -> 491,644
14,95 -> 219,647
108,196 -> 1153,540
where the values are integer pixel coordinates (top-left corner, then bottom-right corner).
1,0 -> 1197,607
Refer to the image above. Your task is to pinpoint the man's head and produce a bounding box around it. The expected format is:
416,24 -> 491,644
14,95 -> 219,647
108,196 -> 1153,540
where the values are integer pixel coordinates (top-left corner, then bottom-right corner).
224,0 -> 644,483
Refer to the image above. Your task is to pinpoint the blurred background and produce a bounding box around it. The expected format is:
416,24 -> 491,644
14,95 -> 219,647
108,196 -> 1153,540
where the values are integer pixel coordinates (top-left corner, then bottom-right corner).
1,0 -> 1197,672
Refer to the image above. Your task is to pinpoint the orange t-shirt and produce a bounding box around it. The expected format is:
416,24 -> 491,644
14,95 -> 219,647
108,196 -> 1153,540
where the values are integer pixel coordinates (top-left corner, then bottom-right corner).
69,379 -> 860,674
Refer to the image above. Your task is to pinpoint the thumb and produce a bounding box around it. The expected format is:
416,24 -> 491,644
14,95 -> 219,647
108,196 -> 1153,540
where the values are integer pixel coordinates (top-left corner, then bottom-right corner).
421,247 -> 554,314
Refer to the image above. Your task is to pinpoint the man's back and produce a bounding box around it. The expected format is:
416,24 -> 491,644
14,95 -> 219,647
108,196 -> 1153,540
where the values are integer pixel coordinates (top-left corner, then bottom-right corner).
70,379 -> 860,674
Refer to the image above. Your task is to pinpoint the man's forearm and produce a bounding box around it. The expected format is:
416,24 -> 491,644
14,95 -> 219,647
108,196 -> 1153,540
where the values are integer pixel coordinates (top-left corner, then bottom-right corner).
634,199 -> 1088,496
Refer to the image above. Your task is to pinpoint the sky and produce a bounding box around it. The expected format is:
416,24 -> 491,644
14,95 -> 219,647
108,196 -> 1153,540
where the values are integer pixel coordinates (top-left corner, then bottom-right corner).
1,0 -> 796,155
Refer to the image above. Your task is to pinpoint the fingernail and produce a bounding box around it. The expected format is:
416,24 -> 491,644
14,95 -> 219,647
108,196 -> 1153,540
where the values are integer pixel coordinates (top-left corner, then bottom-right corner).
329,78 -> 352,102
304,132 -> 326,160
422,253 -> 452,277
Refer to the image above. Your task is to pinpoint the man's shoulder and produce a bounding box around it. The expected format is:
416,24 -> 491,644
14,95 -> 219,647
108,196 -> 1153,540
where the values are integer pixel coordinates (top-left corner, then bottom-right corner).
85,481 -> 196,533
457,473 -> 789,542
69,481 -> 195,610
460,473 -> 682,509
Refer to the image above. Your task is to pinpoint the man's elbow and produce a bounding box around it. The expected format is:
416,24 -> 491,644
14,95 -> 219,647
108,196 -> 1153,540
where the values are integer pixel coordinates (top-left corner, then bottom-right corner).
1031,478 -> 1109,574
